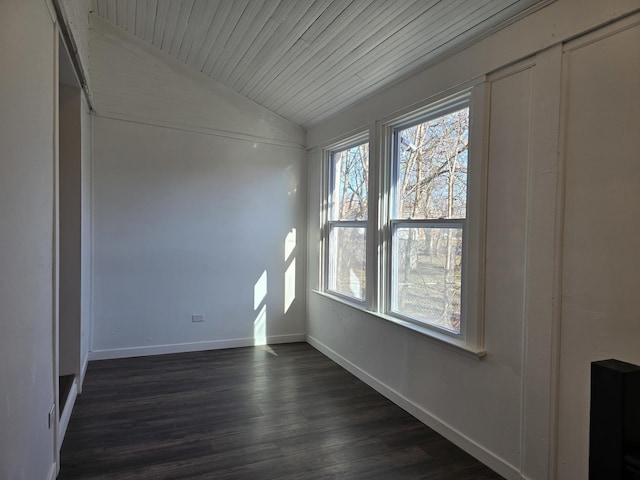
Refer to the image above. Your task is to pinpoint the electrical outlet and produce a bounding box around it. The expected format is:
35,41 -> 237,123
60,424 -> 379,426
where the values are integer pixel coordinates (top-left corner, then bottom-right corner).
192,314 -> 204,323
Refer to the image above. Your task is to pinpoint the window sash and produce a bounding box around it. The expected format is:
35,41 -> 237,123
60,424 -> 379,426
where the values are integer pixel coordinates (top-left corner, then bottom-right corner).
325,221 -> 367,303
328,144 -> 369,222
390,107 -> 470,221
388,220 -> 465,336
324,136 -> 370,305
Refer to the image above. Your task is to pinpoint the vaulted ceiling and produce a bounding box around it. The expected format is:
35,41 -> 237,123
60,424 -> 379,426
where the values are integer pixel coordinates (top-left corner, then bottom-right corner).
91,0 -> 544,127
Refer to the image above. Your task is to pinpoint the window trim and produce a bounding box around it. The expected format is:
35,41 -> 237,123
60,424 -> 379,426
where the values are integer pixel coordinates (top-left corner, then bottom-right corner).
319,82 -> 489,355
385,99 -> 471,339
380,86 -> 488,353
322,134 -> 370,305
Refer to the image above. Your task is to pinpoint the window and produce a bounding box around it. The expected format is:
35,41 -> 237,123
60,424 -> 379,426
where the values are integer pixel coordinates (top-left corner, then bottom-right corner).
325,140 -> 369,301
390,105 -> 469,334
321,88 -> 485,353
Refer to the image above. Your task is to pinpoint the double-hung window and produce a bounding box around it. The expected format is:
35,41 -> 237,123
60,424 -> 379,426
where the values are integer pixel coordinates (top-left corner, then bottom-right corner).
389,102 -> 469,335
325,140 -> 369,302
321,88 -> 485,353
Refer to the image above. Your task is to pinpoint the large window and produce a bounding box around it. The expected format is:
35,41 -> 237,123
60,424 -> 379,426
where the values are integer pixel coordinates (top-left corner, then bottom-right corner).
390,105 -> 469,334
325,141 -> 369,301
321,89 -> 484,352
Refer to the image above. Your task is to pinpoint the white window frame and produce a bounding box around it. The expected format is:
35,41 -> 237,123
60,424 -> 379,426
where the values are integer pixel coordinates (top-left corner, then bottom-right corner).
320,84 -> 488,356
322,134 -> 370,305
388,98 -> 471,339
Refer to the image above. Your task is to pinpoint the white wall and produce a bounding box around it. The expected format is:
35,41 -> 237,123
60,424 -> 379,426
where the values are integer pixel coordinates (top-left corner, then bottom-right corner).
306,58 -> 551,479
557,19 -> 640,480
0,1 -> 57,478
91,117 -> 306,357
306,2 -> 640,479
88,19 -> 307,358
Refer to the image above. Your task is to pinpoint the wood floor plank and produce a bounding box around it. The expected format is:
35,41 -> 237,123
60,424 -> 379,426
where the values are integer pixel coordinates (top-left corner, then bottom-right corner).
59,343 -> 504,480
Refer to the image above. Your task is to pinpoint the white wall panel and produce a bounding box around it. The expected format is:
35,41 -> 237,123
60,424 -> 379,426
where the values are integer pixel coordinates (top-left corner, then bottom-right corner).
0,1 -> 57,478
558,19 -> 640,480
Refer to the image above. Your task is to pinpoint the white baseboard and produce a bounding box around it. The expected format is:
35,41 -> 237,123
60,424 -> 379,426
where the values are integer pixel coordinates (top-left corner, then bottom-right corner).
267,334 -> 306,344
88,334 -> 306,361
306,335 -> 522,480
47,461 -> 57,480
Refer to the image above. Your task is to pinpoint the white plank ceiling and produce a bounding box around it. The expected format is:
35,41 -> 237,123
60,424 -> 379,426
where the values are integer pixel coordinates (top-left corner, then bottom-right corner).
92,0 -> 545,128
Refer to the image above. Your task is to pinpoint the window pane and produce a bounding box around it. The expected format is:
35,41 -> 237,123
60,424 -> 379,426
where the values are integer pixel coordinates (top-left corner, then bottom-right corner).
395,108 -> 468,220
330,143 -> 369,220
392,227 -> 462,333
328,226 -> 366,300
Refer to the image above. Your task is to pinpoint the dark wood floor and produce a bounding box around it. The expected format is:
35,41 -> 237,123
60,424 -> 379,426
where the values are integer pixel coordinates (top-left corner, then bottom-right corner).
59,343 -> 504,480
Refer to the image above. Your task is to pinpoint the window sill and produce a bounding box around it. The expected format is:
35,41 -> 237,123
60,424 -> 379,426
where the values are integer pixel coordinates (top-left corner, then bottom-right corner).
311,290 -> 486,359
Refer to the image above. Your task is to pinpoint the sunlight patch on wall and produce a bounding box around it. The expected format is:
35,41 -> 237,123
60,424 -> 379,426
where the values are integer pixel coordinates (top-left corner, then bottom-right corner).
254,270 -> 267,310
284,228 -> 296,313
285,258 -> 296,314
253,304 -> 267,346
285,228 -> 296,260
254,270 -> 268,345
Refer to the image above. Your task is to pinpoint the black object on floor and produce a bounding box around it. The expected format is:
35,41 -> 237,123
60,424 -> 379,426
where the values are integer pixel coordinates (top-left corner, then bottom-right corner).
589,359 -> 640,480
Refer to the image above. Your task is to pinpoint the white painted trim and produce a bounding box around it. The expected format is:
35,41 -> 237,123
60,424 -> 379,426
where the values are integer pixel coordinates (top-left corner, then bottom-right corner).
79,354 -> 89,392
47,462 -> 57,480
563,11 -> 640,53
54,0 -> 96,111
311,290 -> 485,358
508,45 -> 563,480
44,0 -> 56,23
94,111 -> 306,150
89,110 -> 95,358
88,334 -> 306,361
306,335 -> 523,480
57,28 -> 83,89
314,83 -> 489,357
52,28 -> 62,476
550,37 -> 573,480
58,379 -> 77,446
